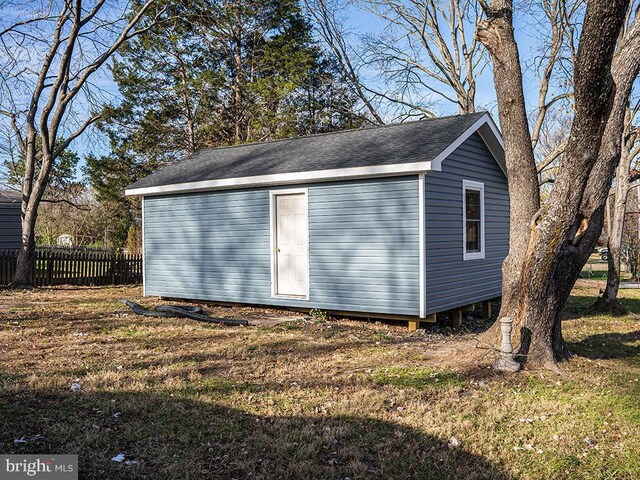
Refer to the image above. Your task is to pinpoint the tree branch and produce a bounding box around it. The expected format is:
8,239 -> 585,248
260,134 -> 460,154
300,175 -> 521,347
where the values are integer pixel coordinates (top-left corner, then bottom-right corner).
52,114 -> 101,159
41,197 -> 91,211
304,0 -> 384,124
536,140 -> 567,173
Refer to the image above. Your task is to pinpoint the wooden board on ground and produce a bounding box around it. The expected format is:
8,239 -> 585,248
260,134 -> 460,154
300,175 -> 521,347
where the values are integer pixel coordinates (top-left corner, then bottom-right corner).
244,314 -> 308,327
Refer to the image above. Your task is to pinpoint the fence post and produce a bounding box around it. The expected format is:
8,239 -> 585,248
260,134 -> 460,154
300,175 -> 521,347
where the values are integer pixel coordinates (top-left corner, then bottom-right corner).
11,250 -> 16,283
46,250 -> 53,285
30,249 -> 36,285
111,252 -> 117,285
0,249 -> 5,285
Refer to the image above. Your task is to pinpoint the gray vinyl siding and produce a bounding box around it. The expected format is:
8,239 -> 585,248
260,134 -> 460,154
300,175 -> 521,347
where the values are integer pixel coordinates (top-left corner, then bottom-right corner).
0,201 -> 21,249
144,176 -> 420,316
424,132 -> 509,314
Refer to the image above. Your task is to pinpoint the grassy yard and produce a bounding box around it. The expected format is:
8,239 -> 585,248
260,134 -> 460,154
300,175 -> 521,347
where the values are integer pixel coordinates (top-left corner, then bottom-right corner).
0,284 -> 638,479
578,254 -> 633,281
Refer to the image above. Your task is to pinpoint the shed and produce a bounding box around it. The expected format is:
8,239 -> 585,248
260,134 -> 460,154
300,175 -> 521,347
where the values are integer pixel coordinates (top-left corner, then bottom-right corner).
0,190 -> 22,249
126,112 -> 509,325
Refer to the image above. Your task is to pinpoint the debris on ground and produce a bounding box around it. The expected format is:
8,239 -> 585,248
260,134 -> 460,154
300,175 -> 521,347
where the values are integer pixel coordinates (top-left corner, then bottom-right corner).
111,453 -> 126,463
121,299 -> 248,326
242,314 -> 309,327
14,434 -> 45,446
70,381 -> 81,392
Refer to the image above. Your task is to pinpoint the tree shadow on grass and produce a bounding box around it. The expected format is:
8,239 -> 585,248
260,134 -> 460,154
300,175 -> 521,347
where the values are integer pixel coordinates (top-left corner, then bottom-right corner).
0,388 -> 514,480
567,330 -> 640,360
565,295 -> 640,318
562,295 -> 640,362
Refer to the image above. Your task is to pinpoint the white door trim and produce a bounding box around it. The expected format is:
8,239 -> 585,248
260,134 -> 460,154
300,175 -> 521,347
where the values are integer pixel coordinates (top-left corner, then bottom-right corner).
418,173 -> 426,318
269,188 -> 310,300
141,196 -> 146,297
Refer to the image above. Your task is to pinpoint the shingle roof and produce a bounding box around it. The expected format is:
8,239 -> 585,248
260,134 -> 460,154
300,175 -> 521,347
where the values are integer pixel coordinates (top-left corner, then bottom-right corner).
0,190 -> 20,204
127,112 -> 498,192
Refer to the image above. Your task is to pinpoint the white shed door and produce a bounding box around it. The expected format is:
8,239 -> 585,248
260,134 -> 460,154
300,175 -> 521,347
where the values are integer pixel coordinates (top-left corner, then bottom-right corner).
274,193 -> 308,297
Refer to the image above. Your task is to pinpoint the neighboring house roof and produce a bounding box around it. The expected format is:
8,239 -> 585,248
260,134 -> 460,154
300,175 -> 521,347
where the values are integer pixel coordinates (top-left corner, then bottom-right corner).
0,190 -> 21,204
126,112 -> 505,197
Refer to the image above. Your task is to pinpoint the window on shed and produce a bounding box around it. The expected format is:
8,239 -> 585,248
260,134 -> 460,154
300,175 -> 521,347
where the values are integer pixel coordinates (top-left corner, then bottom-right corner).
463,181 -> 485,260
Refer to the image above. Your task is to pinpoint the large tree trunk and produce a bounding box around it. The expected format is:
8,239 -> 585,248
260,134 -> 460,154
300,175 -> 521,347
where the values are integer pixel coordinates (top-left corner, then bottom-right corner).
595,141 -> 633,313
11,201 -> 38,287
476,1 -> 540,339
478,0 -> 636,370
11,125 -> 39,288
12,149 -> 51,288
518,2 -> 640,369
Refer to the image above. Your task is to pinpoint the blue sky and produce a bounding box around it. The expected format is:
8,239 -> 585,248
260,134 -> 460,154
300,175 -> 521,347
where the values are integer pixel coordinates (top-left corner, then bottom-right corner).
341,2 -> 553,116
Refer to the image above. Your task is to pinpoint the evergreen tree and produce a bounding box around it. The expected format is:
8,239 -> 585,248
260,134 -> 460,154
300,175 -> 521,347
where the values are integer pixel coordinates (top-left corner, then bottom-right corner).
2,137 -> 81,194
100,0 -> 361,157
84,145 -> 161,249
89,0 -> 363,247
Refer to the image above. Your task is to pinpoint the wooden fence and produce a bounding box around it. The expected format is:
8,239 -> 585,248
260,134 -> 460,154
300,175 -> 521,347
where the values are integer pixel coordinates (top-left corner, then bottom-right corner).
0,248 -> 142,286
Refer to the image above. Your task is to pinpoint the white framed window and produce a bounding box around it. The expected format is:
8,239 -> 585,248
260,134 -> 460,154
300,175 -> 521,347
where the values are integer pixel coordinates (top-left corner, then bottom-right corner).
462,180 -> 485,260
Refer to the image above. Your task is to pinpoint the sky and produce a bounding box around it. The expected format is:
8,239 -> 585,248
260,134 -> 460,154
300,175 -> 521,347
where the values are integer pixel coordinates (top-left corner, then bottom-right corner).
340,2 -> 554,117
1,1 -> 569,173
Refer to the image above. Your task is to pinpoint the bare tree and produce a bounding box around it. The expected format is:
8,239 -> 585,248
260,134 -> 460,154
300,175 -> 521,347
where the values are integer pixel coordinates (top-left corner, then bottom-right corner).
535,109 -> 572,187
359,0 -> 485,116
317,0 -> 578,142
307,0 -> 578,140
304,0 -> 386,124
0,0 -> 164,287
529,0 -> 582,181
529,1 -> 579,144
477,0 -> 640,370
595,98 -> 640,311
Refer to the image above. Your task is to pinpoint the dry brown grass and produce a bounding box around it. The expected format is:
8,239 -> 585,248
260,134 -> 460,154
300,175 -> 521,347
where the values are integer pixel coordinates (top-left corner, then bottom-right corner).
1,284 -> 639,479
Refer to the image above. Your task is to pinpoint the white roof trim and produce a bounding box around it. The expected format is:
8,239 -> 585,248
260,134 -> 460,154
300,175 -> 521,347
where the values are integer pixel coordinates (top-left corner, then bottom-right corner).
126,161 -> 432,196
126,113 -> 505,197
